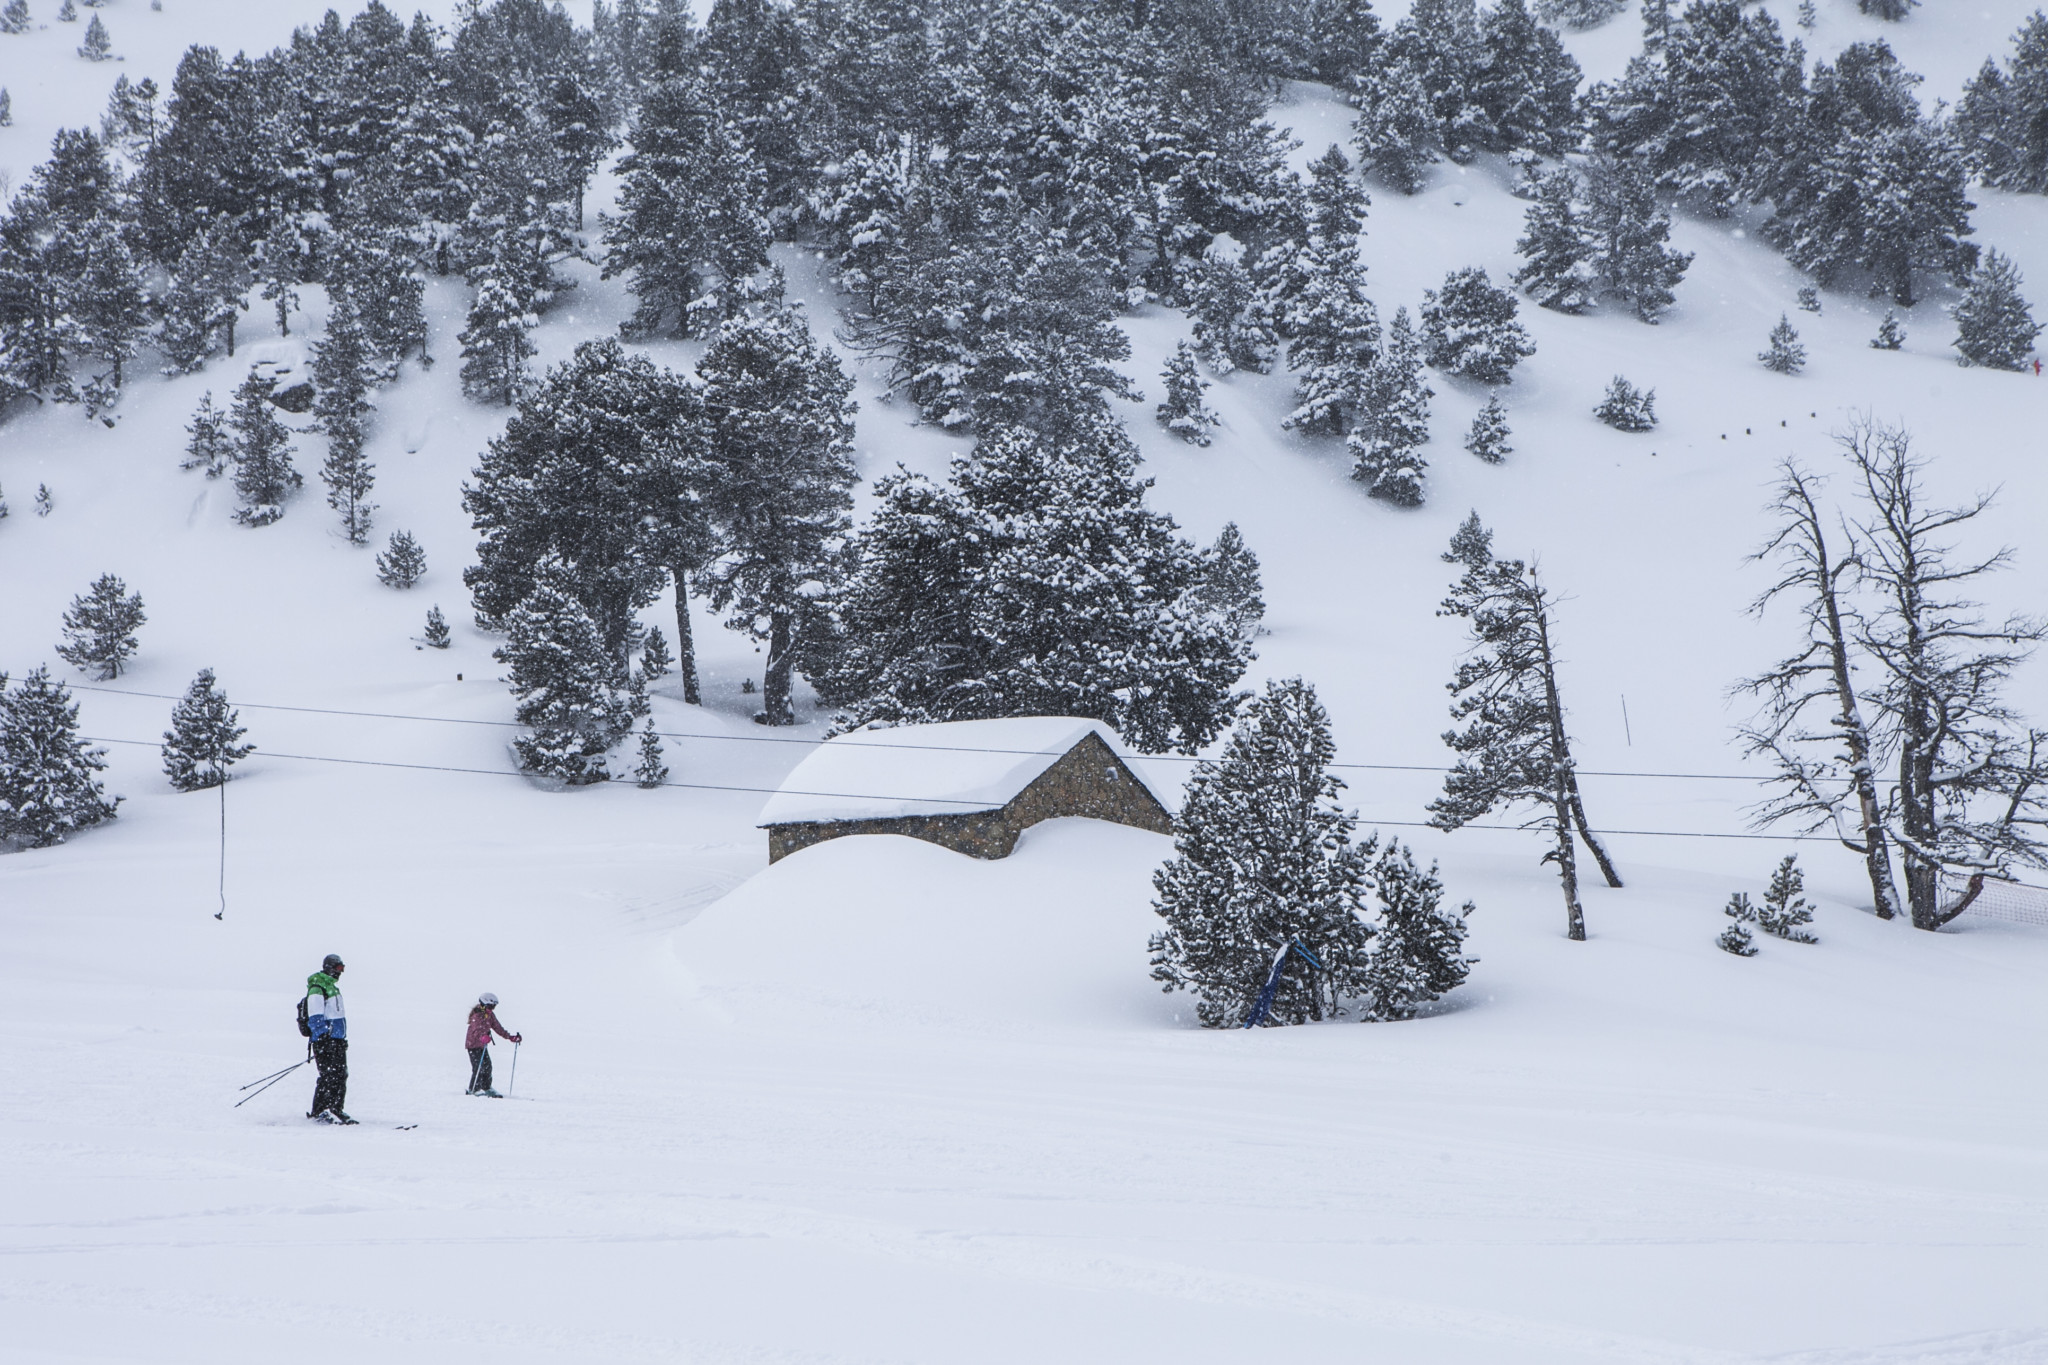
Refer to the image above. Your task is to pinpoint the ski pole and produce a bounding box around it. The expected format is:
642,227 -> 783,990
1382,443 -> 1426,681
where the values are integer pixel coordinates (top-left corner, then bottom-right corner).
238,1060 -> 306,1091
507,1040 -> 519,1097
234,1062 -> 306,1108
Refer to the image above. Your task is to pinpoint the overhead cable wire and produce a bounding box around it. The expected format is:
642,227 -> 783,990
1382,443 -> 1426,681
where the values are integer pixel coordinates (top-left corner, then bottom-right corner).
67,682 -> 1792,784
78,733 -> 1841,843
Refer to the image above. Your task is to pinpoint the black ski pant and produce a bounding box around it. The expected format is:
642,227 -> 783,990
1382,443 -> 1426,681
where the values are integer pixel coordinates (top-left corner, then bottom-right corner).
467,1047 -> 492,1093
310,1038 -> 348,1117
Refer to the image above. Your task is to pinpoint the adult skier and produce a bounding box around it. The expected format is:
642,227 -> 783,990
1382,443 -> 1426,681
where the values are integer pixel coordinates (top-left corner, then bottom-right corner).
465,993 -> 522,1097
305,954 -> 354,1124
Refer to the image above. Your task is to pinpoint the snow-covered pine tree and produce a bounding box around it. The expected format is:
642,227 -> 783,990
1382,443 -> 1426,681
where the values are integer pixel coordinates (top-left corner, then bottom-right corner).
0,666 -> 120,848
495,559 -> 635,785
1717,893 -> 1759,955
1796,286 -> 1822,314
1953,14 -> 2048,193
818,415 -> 1252,755
1951,249 -> 2042,370
70,217 -> 147,390
1871,310 -> 1906,349
458,276 -> 536,404
1465,393 -> 1511,463
1513,167 -> 1596,313
0,482 -> 8,519
640,624 -> 673,679
57,0 -> 72,18
1350,57 -> 1441,195
1472,0 -> 1583,155
1857,0 -> 1915,19
1797,0 -> 1817,29
314,291 -> 378,543
1270,161 -> 1381,437
55,573 -> 146,680
1585,158 -> 1691,322
1420,266 -> 1534,383
1156,341 -> 1219,445
1761,314 -> 1806,374
35,484 -> 52,517
77,12 -> 110,59
1535,0 -> 1626,29
599,71 -> 771,338
1594,375 -> 1656,430
0,2 -> 25,36
1430,513 -> 1621,940
229,368 -> 300,526
160,668 -> 252,791
1348,306 -> 1431,505
1364,841 -> 1475,1020
1758,854 -> 1818,942
181,392 -> 233,476
464,339 -> 703,678
1149,677 -> 1380,1027
375,530 -> 426,588
423,604 -> 451,649
0,88 -> 13,127
1189,522 -> 1267,644
158,224 -> 250,372
1185,252 -> 1277,376
633,718 -> 668,788
696,305 -> 857,726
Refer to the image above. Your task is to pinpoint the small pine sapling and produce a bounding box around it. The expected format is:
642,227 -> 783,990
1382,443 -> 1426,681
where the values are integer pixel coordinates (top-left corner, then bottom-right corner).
1421,267 -> 1535,384
0,2 -> 26,36
0,88 -> 12,127
1796,286 -> 1822,314
1717,892 -> 1759,956
160,668 -> 253,791
1365,842 -> 1475,1020
1951,249 -> 2042,370
1871,310 -> 1907,350
1155,341 -> 1219,445
76,12 -> 109,58
1594,376 -> 1656,431
1758,855 -> 1819,942
640,625 -> 673,679
1197,522 -> 1267,642
1797,0 -> 1816,27
1857,0 -> 1916,18
422,604 -> 452,649
35,483 -> 53,516
1465,394 -> 1511,464
0,667 -> 120,848
375,529 -> 427,588
181,392 -> 233,476
0,481 -> 9,519
634,719 -> 669,789
1761,315 -> 1807,374
56,572 -> 146,680
58,0 -> 76,19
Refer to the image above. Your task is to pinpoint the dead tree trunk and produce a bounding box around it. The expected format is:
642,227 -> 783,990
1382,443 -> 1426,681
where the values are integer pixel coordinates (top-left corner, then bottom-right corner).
671,565 -> 701,706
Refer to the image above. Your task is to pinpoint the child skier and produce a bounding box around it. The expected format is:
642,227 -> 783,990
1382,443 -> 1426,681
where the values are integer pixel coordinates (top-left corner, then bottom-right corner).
465,992 -> 522,1097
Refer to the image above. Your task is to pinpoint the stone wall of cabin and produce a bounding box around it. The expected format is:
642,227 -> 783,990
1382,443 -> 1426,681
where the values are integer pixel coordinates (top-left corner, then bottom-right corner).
764,731 -> 1173,864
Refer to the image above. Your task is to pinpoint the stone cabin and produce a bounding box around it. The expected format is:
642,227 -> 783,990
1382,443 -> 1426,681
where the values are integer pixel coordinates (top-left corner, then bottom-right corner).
758,717 -> 1175,864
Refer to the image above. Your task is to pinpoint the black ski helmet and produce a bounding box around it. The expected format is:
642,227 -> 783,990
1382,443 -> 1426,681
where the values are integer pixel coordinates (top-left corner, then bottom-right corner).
322,953 -> 344,971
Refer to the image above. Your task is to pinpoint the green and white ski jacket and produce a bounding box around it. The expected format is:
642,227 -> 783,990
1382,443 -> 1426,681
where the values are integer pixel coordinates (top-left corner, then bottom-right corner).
305,971 -> 346,1041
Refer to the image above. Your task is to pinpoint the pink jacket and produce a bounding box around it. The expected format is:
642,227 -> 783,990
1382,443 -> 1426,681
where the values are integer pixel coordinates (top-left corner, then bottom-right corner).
465,1006 -> 517,1049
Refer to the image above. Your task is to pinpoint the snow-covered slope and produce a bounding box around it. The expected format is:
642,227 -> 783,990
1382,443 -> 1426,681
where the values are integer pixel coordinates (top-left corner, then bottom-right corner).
6,2 -> 2048,1361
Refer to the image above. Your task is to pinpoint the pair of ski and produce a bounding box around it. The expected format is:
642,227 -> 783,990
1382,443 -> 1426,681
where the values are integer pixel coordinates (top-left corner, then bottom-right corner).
314,1111 -> 418,1130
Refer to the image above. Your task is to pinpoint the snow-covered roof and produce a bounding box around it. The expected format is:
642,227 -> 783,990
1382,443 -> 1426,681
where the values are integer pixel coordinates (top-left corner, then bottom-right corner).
758,718 -> 1165,827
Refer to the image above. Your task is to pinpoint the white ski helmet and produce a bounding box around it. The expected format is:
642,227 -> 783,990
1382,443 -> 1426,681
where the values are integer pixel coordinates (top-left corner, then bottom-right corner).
478,992 -> 499,1007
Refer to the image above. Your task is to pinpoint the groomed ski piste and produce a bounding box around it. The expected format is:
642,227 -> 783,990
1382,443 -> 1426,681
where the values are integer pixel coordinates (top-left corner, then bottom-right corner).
5,1 -> 2048,1361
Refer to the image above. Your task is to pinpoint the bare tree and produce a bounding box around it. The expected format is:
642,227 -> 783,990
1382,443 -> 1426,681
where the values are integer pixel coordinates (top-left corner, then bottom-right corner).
1429,514 -> 1621,942
1843,419 -> 2048,928
1737,460 -> 1904,921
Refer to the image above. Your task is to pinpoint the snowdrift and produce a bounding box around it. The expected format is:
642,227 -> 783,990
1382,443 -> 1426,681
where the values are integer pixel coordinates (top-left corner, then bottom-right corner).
673,818 -> 1179,1034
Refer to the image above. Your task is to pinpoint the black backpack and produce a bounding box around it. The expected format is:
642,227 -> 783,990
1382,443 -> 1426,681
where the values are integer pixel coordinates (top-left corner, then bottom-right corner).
296,996 -> 312,1038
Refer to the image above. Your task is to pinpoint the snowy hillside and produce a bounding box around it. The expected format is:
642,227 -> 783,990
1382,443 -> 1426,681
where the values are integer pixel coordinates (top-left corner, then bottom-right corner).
6,0 -> 2048,1361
